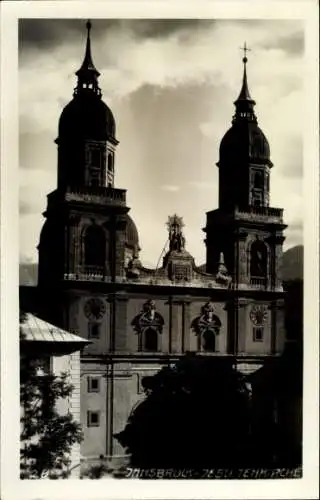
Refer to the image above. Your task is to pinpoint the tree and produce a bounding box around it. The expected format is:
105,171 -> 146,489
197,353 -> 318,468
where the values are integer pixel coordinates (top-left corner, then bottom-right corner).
115,355 -> 253,471
20,314 -> 83,479
249,340 -> 302,469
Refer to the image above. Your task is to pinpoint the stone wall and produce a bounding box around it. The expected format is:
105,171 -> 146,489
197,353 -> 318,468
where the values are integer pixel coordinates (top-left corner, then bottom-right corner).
62,285 -> 286,462
52,351 -> 82,477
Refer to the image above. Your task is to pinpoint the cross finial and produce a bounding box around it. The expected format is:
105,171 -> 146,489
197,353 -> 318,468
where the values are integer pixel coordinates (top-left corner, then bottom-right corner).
74,19 -> 101,97
240,42 -> 251,63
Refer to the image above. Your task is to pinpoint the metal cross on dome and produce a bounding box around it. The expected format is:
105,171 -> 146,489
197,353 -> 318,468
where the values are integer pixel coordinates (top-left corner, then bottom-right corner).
240,42 -> 251,62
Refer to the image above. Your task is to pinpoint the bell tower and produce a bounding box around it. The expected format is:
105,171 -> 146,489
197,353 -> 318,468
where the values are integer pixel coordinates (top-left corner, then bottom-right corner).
56,21 -> 118,191
218,44 -> 272,213
204,46 -> 287,358
38,21 -> 129,298
205,45 -> 286,289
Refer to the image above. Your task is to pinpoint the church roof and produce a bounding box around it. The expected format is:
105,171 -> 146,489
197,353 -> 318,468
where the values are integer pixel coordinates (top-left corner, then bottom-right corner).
20,313 -> 88,344
219,122 -> 271,165
58,95 -> 116,141
218,46 -> 272,167
125,214 -> 140,250
57,20 -> 117,142
75,20 -> 100,79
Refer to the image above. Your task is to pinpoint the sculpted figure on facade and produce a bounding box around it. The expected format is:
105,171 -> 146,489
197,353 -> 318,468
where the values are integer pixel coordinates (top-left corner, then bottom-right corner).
131,299 -> 164,335
191,301 -> 222,336
216,252 -> 232,286
167,214 -> 186,253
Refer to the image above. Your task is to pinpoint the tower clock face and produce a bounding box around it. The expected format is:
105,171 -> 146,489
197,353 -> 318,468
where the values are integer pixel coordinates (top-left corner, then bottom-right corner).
250,305 -> 268,326
84,298 -> 106,320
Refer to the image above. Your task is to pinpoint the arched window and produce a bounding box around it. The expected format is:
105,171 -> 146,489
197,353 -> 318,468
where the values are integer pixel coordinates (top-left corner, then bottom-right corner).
202,329 -> 216,352
84,225 -> 105,269
144,328 -> 158,352
253,170 -> 264,189
250,240 -> 268,279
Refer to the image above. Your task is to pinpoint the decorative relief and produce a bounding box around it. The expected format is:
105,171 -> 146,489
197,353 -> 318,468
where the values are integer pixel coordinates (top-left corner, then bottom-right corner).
249,305 -> 268,326
191,301 -> 221,336
84,297 -> 106,320
131,299 -> 164,335
66,192 -> 124,205
249,238 -> 268,282
68,214 -> 81,226
169,262 -> 192,282
137,374 -> 144,394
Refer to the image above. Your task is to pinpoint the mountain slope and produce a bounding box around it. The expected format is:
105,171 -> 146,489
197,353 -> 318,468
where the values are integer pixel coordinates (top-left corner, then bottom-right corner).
280,245 -> 303,282
18,245 -> 303,286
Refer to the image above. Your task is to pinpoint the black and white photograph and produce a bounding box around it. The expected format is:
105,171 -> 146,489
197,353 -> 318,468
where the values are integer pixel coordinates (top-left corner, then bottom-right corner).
0,1 -> 319,499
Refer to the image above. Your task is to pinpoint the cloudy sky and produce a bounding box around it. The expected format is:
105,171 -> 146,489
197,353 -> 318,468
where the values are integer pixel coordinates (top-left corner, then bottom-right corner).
19,18 -> 304,268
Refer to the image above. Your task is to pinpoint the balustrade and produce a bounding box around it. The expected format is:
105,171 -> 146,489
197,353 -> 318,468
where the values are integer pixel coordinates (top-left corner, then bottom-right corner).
250,277 -> 267,287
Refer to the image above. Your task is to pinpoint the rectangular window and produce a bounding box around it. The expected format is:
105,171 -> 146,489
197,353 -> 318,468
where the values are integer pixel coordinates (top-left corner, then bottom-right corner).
253,327 -> 264,342
87,376 -> 100,393
87,410 -> 100,427
88,322 -> 100,339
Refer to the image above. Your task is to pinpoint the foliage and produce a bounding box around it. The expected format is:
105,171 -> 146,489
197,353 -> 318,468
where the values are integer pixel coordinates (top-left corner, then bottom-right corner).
116,351 -> 302,471
80,457 -> 111,479
115,355 -> 253,470
250,341 -> 303,468
20,354 -> 83,479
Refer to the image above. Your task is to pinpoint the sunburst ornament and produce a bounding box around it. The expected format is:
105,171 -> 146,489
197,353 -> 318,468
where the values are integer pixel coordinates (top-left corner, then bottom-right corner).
166,214 -> 185,233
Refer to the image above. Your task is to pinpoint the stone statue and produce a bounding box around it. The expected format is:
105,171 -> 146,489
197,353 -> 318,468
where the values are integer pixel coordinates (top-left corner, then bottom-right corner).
202,301 -> 215,322
143,299 -> 156,321
167,214 -> 186,252
216,252 -> 231,285
126,246 -> 141,279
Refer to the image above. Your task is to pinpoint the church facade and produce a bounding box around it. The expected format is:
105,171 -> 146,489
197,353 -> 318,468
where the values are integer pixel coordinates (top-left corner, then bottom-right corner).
20,23 -> 287,462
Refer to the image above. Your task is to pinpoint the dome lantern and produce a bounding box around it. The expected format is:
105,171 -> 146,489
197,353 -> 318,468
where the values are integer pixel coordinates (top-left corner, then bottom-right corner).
232,43 -> 257,124
74,20 -> 102,98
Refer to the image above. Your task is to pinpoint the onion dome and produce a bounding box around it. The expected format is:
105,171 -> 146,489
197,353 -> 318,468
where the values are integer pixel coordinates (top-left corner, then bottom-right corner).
58,96 -> 116,142
125,214 -> 140,251
218,44 -> 272,167
57,21 -> 116,143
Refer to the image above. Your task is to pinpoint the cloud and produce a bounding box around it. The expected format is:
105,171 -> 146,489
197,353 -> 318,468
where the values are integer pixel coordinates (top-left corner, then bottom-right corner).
188,181 -> 217,190
259,28 -> 304,55
19,168 -> 55,218
19,19 -> 210,49
160,185 -> 180,192
19,200 -> 35,216
19,19 -> 304,265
